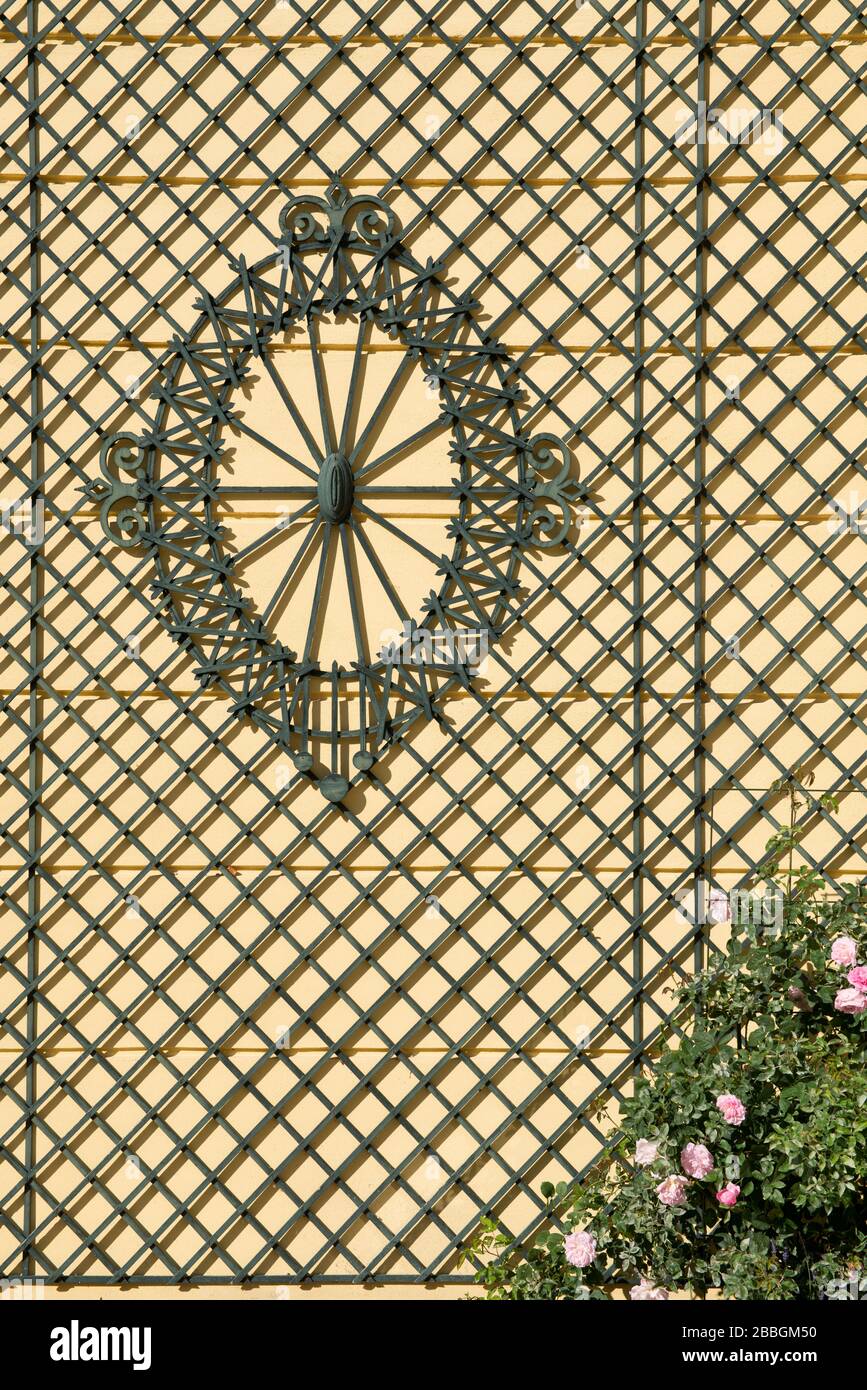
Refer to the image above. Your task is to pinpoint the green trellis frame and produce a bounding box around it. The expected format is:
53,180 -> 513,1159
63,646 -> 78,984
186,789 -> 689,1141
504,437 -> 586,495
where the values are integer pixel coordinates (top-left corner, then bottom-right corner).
0,0 -> 866,1284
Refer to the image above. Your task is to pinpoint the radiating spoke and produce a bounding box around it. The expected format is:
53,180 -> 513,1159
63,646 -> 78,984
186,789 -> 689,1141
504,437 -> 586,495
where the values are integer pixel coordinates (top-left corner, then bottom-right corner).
352,499 -> 445,568
349,515 -> 412,629
339,314 -> 369,456
302,521 -> 333,661
347,349 -> 413,468
261,518 -> 324,631
232,497 -> 319,565
355,485 -> 459,495
308,317 -> 335,456
215,485 -> 318,497
262,350 -> 324,466
340,524 -> 367,668
353,415 -> 447,483
355,486 -> 515,496
229,414 -> 318,480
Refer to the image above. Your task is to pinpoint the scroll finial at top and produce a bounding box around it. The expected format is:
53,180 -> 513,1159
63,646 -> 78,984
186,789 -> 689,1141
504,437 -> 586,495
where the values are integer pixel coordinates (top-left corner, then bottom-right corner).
278,181 -> 397,248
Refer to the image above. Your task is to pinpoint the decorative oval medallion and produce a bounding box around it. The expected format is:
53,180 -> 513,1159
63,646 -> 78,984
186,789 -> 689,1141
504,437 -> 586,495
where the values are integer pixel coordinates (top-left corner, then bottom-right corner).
81,183 -> 581,802
317,452 -> 354,523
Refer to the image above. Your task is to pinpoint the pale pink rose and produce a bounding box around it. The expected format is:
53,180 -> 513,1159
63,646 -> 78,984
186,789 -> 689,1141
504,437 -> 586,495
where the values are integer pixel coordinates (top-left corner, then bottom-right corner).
680,1142 -> 714,1179
847,966 -> 867,992
629,1278 -> 669,1301
656,1175 -> 690,1207
830,936 -> 858,968
716,1093 -> 746,1125
716,1182 -> 740,1208
707,887 -> 731,923
634,1138 -> 659,1166
564,1230 -> 596,1268
834,987 -> 867,1015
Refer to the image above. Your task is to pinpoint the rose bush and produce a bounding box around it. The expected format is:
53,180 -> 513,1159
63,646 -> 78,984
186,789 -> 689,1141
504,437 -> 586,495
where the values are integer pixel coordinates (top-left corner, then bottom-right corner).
467,882 -> 867,1300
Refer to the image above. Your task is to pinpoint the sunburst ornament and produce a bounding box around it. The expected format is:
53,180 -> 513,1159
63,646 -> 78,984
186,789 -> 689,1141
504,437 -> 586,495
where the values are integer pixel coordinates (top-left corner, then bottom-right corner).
82,184 -> 581,802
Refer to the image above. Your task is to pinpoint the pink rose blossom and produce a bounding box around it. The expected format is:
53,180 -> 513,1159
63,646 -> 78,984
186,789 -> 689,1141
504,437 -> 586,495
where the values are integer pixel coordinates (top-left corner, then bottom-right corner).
847,966 -> 867,992
564,1230 -> 596,1268
830,935 -> 858,968
680,1142 -> 714,1179
716,1182 -> 740,1208
834,987 -> 867,1015
629,1278 -> 669,1301
634,1138 -> 659,1166
656,1175 -> 690,1207
707,888 -> 731,923
716,1093 -> 746,1125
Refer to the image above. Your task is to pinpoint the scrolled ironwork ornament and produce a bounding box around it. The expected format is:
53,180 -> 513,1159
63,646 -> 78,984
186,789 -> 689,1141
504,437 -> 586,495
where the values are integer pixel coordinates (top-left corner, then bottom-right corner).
278,181 -> 396,248
80,185 -> 581,802
522,434 -> 583,548
79,434 -> 148,547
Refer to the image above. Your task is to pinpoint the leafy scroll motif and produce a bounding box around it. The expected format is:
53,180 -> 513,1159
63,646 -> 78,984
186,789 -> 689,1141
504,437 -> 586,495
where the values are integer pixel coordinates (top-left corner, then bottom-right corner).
79,434 -> 148,548
278,181 -> 395,248
522,434 -> 582,548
